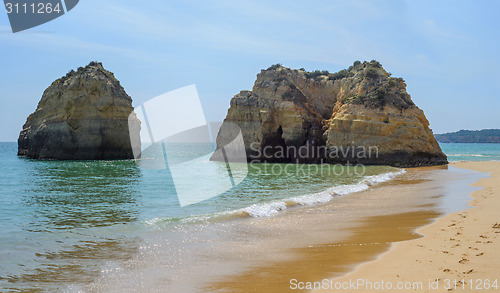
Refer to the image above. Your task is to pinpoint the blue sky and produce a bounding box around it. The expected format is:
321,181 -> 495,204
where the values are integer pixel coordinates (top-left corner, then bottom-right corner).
0,0 -> 499,141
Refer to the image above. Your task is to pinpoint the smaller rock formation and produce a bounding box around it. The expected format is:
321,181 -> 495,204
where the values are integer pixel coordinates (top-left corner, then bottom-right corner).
17,61 -> 140,160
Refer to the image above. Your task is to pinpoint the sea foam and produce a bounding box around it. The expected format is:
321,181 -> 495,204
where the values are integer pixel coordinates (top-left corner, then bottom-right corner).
232,170 -> 406,218
448,154 -> 486,157
144,170 -> 406,224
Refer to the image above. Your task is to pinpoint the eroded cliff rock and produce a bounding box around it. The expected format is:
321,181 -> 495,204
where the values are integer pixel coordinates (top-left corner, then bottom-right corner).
18,62 -> 140,160
213,61 -> 447,167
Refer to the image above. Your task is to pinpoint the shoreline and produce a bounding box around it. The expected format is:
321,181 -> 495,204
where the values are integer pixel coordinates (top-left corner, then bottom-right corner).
311,161 -> 499,293
75,161 -> 492,293
205,164 -> 485,292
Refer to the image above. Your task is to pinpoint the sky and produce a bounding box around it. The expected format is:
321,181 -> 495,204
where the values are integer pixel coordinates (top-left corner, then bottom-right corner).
0,0 -> 499,141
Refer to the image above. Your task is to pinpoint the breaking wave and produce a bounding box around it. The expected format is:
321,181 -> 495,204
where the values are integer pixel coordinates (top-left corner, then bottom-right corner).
145,170 -> 406,225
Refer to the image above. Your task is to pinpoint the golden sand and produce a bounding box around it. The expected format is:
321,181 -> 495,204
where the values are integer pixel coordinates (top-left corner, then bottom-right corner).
313,161 -> 500,293
206,210 -> 440,292
207,162 -> 499,293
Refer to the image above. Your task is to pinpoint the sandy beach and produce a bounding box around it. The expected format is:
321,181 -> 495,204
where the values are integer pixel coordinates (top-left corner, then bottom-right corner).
311,161 -> 500,293
204,162 -> 499,293
201,163 -> 487,292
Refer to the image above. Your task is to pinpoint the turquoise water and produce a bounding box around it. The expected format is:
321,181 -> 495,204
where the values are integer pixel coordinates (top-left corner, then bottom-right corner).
0,142 -> 397,291
440,142 -> 500,161
0,142 -> 497,291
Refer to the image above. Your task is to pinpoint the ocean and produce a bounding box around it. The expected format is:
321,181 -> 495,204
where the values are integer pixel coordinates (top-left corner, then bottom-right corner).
439,143 -> 500,162
0,142 -> 498,292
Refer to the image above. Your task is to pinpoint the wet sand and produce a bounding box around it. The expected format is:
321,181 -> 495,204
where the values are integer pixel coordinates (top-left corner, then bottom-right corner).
206,211 -> 440,292
309,161 -> 500,293
206,164 -> 487,293
81,163 -> 488,292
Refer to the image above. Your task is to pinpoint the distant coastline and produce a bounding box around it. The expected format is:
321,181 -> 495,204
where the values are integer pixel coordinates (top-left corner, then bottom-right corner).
436,129 -> 500,143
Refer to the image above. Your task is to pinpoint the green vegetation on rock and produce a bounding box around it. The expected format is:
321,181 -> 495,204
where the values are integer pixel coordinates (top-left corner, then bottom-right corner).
214,60 -> 448,167
265,60 -> 414,110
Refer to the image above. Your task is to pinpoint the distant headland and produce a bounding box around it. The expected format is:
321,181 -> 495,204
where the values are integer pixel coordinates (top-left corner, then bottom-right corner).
436,129 -> 500,143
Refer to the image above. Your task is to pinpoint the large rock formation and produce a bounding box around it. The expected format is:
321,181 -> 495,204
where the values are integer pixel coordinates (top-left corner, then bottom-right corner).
213,61 -> 447,167
18,62 -> 140,160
